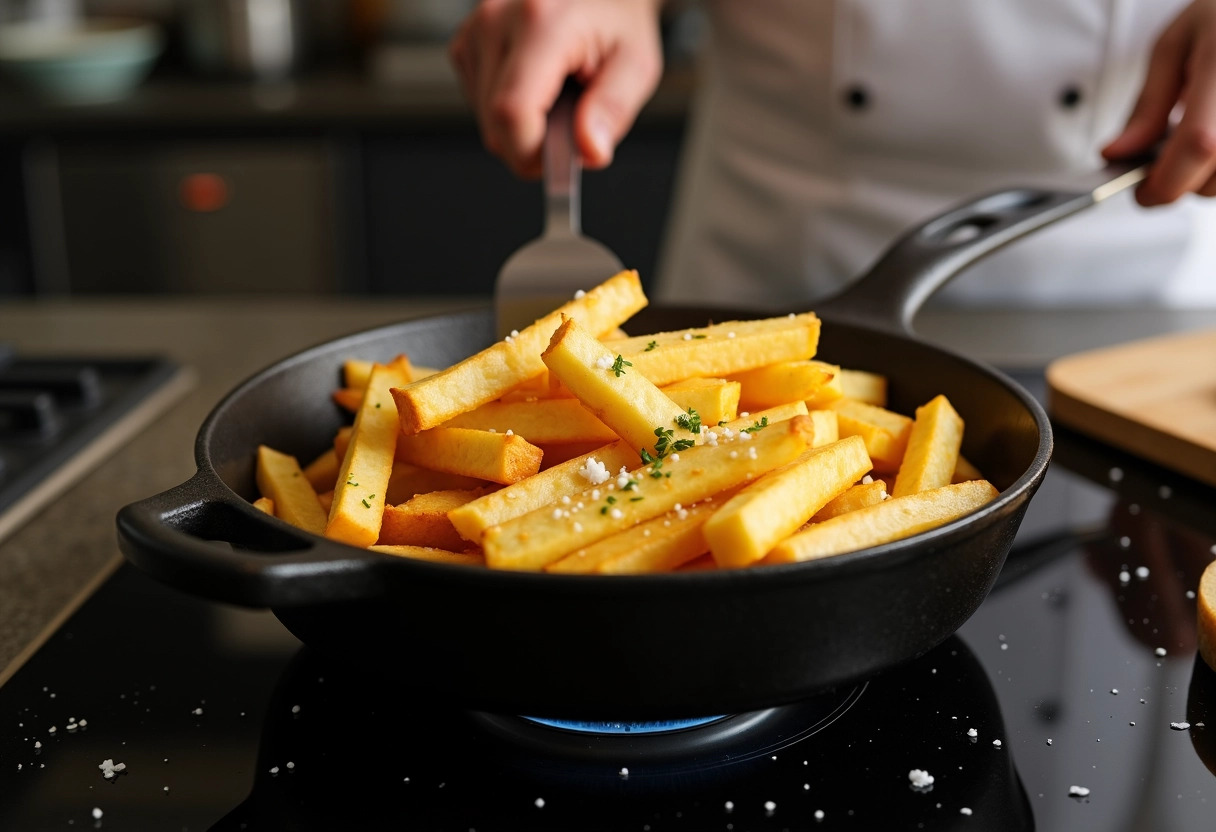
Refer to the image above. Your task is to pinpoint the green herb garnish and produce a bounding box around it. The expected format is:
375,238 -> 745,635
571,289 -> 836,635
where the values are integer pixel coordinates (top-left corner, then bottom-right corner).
675,407 -> 702,434
644,340 -> 658,352
742,416 -> 770,434
611,354 -> 632,377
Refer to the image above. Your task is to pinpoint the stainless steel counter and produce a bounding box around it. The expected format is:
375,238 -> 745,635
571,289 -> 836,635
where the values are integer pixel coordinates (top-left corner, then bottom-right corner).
1,298 -> 1213,679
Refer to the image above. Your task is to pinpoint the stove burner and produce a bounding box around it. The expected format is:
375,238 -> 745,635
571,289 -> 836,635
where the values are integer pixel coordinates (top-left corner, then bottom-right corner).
472,684 -> 866,770
519,715 -> 726,734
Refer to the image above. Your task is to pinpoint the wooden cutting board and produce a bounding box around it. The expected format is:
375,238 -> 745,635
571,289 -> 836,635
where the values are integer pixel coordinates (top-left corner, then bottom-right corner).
1046,329 -> 1216,487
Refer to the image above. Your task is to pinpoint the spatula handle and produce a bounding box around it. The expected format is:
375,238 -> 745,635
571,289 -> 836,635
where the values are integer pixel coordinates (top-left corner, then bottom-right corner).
544,81 -> 581,237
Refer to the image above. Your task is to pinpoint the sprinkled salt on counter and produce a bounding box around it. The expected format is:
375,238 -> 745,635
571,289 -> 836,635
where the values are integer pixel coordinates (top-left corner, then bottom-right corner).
34,741 -> 40,749
92,808 -> 103,820
1046,738 -> 1053,745
619,767 -> 629,778
1135,566 -> 1149,579
1111,689 -> 1119,695
960,807 -> 973,816
269,766 -> 280,775
1068,785 -> 1090,798
578,457 -> 610,485
192,708 -> 203,716
98,759 -> 126,779
1119,571 -> 1131,583
1170,722 -> 1191,731
724,801 -> 734,812
1155,647 -> 1167,657
908,769 -> 935,789
534,797 -> 545,809
1159,485 -> 1172,499
992,739 -> 1002,747
1187,590 -> 1196,599
1108,467 -> 1123,482
291,705 -> 300,714
814,809 -> 825,821
764,800 -> 776,812
967,728 -> 977,738
1119,536 -> 1131,548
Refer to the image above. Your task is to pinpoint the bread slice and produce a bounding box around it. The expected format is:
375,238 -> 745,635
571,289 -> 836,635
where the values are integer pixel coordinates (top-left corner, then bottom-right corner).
1200,560 -> 1216,672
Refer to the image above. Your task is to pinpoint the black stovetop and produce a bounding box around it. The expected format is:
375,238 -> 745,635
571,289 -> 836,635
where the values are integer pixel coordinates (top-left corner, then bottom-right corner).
1,379 -> 1214,831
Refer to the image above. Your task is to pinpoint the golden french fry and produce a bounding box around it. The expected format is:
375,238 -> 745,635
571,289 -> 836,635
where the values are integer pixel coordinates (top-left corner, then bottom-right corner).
830,398 -> 913,472
483,415 -> 815,571
704,436 -> 872,567
611,313 -> 822,386
378,488 -> 489,550
317,490 -> 334,513
444,398 -> 617,445
392,270 -> 647,435
302,448 -> 339,493
396,427 -> 543,485
369,544 -> 485,566
447,442 -> 640,544
334,425 -> 353,461
385,462 -> 489,505
952,454 -> 984,484
542,316 -> 697,456
802,362 -> 845,409
839,368 -> 888,406
893,395 -> 964,497
1199,560 -> 1216,672
332,387 -> 362,413
806,409 -> 839,447
811,479 -> 889,521
662,378 -> 742,425
252,496 -> 275,515
765,480 -> 999,564
343,358 -> 373,390
256,445 -> 328,535
326,361 -> 412,547
547,490 -> 737,575
730,360 -> 836,410
537,441 -> 614,469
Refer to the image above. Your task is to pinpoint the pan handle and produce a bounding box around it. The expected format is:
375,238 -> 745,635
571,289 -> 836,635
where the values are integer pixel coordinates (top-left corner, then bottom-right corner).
116,470 -> 387,608
815,155 -> 1153,334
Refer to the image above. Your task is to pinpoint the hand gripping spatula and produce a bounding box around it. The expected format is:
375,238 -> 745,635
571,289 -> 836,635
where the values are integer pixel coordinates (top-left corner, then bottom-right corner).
494,85 -> 624,339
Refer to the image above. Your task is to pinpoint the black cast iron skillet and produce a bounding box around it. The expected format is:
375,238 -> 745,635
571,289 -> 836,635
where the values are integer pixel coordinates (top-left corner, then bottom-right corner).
117,159 -> 1149,719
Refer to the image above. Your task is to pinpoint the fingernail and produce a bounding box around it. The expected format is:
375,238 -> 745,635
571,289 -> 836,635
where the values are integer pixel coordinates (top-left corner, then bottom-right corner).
586,114 -> 614,164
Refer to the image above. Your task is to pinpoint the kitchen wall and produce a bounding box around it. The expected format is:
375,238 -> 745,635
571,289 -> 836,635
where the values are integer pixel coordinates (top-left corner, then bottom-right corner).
0,1 -> 701,296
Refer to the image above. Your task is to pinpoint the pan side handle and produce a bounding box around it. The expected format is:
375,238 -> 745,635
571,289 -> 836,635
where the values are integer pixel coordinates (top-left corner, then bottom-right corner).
116,471 -> 387,607
815,157 -> 1152,334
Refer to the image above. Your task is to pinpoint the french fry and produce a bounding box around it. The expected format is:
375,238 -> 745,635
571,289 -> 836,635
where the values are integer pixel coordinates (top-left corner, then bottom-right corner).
730,360 -> 837,410
715,402 -> 809,433
704,436 -> 872,567
444,398 -> 618,445
396,427 -> 543,485
802,362 -> 845,409
325,361 -> 412,547
385,462 -> 489,505
378,488 -> 489,550
392,270 -> 647,435
256,445 -> 328,535
811,479 -> 889,521
447,442 -> 640,543
332,387 -> 362,413
344,358 -> 373,390
317,490 -> 334,513
765,480 -> 999,564
334,425 -> 353,461
893,395 -> 964,497
952,454 -> 984,483
369,544 -> 485,567
303,448 -> 339,492
806,409 -> 839,447
547,490 -> 737,575
252,496 -> 275,515
542,317 -> 697,456
610,313 -> 822,386
839,368 -> 888,406
830,398 -> 914,472
483,415 -> 815,571
337,358 -> 438,411
662,378 -> 742,425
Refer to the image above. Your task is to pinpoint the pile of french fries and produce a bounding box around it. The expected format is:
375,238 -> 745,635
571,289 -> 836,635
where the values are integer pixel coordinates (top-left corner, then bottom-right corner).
251,271 -> 998,574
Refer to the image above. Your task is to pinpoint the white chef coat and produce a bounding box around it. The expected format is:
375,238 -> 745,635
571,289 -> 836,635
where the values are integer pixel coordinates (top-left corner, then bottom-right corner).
655,0 -> 1216,310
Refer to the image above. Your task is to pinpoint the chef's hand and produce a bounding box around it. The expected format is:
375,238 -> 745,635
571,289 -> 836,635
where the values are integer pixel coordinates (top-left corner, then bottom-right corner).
449,0 -> 665,179
1104,0 -> 1216,206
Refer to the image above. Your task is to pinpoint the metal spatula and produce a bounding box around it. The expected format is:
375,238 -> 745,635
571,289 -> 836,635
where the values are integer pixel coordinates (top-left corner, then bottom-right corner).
494,85 -> 624,338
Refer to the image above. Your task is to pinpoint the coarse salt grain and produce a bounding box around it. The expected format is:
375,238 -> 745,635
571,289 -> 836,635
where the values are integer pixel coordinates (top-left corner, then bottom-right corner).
1069,786 -> 1090,798
270,766 -> 280,774
909,769 -> 934,789
1135,566 -> 1150,579
764,800 -> 776,812
724,801 -> 734,812
1046,738 -> 1053,745
192,708 -> 203,716
967,728 -> 977,738
595,355 -> 613,369
815,809 -> 825,821
535,797 -> 545,809
993,739 -> 1002,747
574,289 -> 586,298
619,767 -> 629,778
573,522 -> 583,533
1108,467 -> 1124,482
291,705 -> 300,714
34,741 -> 40,749
738,430 -> 752,441
610,508 -> 623,519
1111,689 -> 1119,695
1155,647 -> 1167,657
1119,571 -> 1131,583
92,808 -> 103,820
578,457 -> 610,485
747,447 -> 758,459
729,450 -> 738,459
1171,722 -> 1191,731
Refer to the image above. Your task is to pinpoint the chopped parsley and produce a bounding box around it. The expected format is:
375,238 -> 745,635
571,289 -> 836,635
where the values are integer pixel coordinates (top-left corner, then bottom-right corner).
675,407 -> 702,434
630,496 -> 644,502
691,333 -> 708,339
621,478 -> 639,492
611,354 -> 632,377
361,499 -> 370,508
742,416 -> 770,434
375,402 -> 382,408
606,495 -> 617,505
644,340 -> 659,352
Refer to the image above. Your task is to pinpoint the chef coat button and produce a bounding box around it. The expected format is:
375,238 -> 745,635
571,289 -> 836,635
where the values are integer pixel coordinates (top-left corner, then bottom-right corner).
1058,85 -> 1083,109
843,85 -> 870,111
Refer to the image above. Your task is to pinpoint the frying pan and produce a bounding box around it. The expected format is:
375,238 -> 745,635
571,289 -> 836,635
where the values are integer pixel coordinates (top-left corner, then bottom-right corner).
116,158 -> 1148,719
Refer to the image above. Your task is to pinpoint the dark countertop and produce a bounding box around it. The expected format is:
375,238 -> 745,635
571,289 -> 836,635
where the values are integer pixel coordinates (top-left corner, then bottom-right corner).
1,298 -> 1214,680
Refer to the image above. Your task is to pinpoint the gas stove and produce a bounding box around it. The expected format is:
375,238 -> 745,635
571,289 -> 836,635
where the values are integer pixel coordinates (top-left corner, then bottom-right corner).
0,373 -> 1213,831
